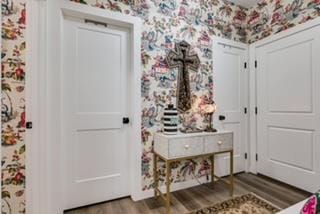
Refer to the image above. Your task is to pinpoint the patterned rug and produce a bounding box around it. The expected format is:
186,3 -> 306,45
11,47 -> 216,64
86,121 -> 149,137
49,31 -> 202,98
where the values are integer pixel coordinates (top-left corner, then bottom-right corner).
188,193 -> 281,214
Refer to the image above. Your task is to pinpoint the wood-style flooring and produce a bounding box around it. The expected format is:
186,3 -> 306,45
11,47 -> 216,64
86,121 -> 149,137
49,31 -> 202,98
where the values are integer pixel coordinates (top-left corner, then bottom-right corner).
65,173 -> 311,214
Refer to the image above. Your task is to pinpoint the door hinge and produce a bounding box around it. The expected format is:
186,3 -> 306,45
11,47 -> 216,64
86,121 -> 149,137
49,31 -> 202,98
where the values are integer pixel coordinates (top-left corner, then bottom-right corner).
245,153 -> 248,159
255,107 -> 258,115
26,121 -> 33,129
244,107 -> 247,114
255,60 -> 258,68
256,154 -> 258,161
244,62 -> 247,69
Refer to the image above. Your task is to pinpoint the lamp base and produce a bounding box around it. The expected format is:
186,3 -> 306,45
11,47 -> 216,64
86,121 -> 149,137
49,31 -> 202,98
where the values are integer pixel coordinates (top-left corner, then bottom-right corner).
205,127 -> 217,132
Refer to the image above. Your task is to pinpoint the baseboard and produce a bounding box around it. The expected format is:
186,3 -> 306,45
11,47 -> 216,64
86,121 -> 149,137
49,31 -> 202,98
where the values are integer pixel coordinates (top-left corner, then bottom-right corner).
131,176 -> 212,201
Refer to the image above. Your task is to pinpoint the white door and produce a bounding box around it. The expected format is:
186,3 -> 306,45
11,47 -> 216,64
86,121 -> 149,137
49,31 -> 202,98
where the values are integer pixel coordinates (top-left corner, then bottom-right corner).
62,17 -> 130,210
256,26 -> 320,192
212,40 -> 248,176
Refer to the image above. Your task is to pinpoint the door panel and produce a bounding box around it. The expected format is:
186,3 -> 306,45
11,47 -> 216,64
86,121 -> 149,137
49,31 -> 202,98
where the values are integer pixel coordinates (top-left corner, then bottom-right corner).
62,17 -> 130,210
256,26 -> 320,192
267,127 -> 313,171
266,41 -> 313,113
76,27 -> 122,113
213,42 -> 248,176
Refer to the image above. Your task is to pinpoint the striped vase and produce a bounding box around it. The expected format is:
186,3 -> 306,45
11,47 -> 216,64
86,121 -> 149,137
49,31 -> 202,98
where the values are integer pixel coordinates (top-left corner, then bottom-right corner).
163,104 -> 178,135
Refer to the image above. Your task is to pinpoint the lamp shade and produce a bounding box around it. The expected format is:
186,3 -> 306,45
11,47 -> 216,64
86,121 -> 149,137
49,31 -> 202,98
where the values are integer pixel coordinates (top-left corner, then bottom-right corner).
203,103 -> 217,114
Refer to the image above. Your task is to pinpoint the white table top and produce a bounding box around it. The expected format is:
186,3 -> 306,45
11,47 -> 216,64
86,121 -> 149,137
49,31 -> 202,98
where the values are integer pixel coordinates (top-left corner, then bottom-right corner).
154,130 -> 233,139
277,199 -> 308,213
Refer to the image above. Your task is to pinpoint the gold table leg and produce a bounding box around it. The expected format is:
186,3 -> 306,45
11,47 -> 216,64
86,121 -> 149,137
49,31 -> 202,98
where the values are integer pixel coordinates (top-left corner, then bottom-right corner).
166,160 -> 171,214
210,155 -> 214,188
153,152 -> 158,198
153,150 -> 233,213
230,150 -> 234,196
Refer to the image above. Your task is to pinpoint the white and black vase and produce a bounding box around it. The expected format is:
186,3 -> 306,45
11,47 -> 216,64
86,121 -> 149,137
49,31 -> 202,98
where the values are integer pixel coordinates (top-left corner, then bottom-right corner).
163,104 -> 178,135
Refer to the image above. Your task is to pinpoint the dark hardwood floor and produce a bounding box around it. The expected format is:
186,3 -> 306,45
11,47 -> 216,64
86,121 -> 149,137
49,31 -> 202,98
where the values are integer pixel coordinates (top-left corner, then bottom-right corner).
65,173 -> 311,214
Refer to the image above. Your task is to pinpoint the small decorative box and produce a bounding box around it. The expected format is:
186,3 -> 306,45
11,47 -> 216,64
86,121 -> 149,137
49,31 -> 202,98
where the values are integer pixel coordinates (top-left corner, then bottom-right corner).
163,104 -> 178,135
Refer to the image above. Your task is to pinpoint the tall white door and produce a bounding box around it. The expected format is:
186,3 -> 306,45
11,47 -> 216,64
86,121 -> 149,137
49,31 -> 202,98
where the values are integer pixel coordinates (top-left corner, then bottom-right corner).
256,26 -> 320,192
212,40 -> 248,176
62,17 -> 130,210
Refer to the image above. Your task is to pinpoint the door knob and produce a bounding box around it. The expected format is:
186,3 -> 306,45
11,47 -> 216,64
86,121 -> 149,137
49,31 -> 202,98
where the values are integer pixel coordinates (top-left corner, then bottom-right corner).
219,115 -> 226,121
123,117 -> 130,124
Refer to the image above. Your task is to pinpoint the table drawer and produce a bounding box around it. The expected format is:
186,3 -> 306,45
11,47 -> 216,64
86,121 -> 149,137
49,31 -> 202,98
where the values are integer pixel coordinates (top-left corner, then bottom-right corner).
204,133 -> 233,153
168,137 -> 204,158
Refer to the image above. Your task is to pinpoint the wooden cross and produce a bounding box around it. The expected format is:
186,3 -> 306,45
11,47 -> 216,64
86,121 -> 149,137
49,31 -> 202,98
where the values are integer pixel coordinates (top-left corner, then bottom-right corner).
166,41 -> 200,112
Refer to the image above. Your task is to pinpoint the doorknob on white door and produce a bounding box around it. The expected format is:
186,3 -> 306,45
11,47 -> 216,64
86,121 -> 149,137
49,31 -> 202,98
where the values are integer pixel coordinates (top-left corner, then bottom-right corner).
219,115 -> 226,121
123,117 -> 130,124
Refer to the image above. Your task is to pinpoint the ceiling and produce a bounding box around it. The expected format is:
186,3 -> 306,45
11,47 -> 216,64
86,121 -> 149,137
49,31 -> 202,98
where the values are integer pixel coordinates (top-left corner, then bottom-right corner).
228,0 -> 259,8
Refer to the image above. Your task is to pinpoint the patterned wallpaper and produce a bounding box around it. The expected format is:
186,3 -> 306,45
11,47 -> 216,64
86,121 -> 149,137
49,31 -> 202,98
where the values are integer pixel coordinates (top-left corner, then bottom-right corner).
1,0 -> 27,213
70,0 -> 248,191
247,0 -> 320,43
1,0 -> 320,213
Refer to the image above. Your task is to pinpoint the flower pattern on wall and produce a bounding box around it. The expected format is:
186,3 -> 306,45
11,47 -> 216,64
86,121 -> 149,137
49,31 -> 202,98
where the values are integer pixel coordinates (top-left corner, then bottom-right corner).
69,0 -> 249,191
247,0 -> 320,43
2,0 -> 320,212
1,0 -> 27,213
68,0 -> 320,192
63,1 -> 244,193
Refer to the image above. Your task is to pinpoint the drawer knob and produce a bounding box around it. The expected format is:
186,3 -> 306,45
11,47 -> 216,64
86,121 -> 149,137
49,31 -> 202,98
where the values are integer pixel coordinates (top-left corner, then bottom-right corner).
218,141 -> 223,145
184,145 -> 190,149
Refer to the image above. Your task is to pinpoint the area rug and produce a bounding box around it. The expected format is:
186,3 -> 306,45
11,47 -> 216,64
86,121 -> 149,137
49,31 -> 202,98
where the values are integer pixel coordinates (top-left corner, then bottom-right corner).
188,193 -> 281,214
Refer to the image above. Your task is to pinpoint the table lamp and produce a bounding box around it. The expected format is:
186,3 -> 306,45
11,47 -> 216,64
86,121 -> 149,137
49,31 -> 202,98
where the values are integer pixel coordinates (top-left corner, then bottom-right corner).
204,103 -> 217,132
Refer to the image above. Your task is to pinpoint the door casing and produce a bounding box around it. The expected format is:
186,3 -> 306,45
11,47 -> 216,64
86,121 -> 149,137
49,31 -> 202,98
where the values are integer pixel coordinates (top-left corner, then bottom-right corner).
212,36 -> 250,174
256,25 -> 320,192
249,17 -> 320,175
26,1 -> 142,214
62,16 -> 132,210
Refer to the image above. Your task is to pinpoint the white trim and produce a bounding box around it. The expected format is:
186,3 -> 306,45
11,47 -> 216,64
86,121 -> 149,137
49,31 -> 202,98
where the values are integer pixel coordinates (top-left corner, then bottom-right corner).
26,1 -> 48,213
248,16 -> 320,174
28,1 -> 142,213
248,45 -> 257,174
211,36 -> 250,173
212,35 -> 248,49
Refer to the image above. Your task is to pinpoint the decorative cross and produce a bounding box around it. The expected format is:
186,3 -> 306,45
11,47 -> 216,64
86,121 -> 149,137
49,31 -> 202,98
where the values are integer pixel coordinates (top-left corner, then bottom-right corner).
166,41 -> 200,112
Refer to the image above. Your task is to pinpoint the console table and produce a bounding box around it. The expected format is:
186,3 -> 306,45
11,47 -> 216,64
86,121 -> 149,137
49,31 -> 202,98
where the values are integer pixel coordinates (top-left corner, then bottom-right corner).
153,131 -> 234,214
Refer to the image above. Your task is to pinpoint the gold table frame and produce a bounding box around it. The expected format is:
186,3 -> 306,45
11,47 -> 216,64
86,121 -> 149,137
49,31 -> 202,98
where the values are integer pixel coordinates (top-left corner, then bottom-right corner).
153,150 -> 234,214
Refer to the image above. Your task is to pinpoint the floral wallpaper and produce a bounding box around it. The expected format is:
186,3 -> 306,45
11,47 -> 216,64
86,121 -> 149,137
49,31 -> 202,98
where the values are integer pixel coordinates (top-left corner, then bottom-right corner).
1,0 -> 27,213
1,0 -> 320,212
247,0 -> 320,43
70,0 -> 249,191
70,0 -> 320,192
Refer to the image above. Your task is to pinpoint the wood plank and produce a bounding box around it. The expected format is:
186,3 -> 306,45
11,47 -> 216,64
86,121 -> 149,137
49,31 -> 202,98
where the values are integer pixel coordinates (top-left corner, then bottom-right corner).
64,173 -> 310,214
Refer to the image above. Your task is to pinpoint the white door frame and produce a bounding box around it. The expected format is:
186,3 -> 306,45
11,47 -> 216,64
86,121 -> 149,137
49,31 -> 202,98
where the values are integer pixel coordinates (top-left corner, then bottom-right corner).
248,17 -> 320,174
212,36 -> 250,173
26,1 -> 142,213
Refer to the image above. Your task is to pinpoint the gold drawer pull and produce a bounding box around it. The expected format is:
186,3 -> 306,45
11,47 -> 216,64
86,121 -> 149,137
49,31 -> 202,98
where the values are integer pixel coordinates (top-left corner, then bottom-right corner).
184,145 -> 190,149
218,141 -> 223,145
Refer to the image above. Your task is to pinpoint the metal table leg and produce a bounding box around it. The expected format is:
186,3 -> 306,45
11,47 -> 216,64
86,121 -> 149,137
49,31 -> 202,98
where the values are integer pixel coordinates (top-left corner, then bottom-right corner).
210,154 -> 214,188
166,160 -> 171,214
153,152 -> 158,198
230,150 -> 234,196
